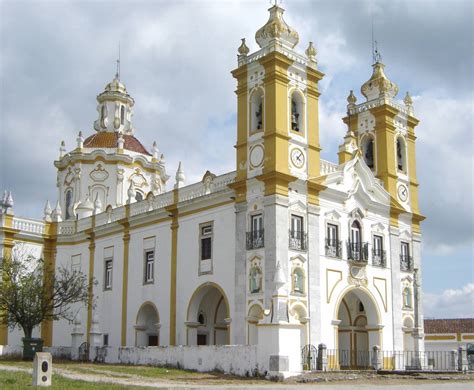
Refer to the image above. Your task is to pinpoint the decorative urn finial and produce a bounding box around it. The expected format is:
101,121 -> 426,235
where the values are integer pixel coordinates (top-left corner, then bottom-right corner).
255,4 -> 299,49
305,41 -> 317,62
238,38 -> 250,56
361,62 -> 399,101
404,91 -> 413,107
347,90 -> 357,107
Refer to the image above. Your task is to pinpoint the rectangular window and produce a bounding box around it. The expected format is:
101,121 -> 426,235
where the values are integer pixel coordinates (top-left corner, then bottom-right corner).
200,224 -> 213,261
144,250 -> 154,283
373,235 -> 383,252
251,214 -> 263,233
401,242 -> 410,257
103,334 -> 109,346
71,254 -> 81,272
325,223 -> 340,257
290,215 -> 303,234
104,259 -> 113,290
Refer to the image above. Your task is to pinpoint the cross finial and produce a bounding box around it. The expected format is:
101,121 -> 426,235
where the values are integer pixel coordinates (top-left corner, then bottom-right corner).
115,42 -> 121,80
270,0 -> 282,6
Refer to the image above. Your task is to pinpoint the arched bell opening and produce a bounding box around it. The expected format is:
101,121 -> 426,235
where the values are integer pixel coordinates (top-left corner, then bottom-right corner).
396,136 -> 408,173
361,135 -> 375,170
249,88 -> 264,133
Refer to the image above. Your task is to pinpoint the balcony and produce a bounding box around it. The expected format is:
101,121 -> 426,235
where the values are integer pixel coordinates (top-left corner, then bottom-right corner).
325,239 -> 342,258
400,254 -> 414,271
246,229 -> 264,250
289,230 -> 308,251
372,249 -> 386,267
347,241 -> 369,263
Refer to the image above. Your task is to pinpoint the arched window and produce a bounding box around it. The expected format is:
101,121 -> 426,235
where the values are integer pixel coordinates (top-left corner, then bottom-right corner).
120,105 -> 125,125
350,220 -> 362,244
293,268 -> 305,293
249,266 -> 262,293
100,104 -> 108,128
403,287 -> 412,308
135,191 -> 143,202
397,137 -> 407,173
359,301 -> 365,312
250,89 -> 264,132
362,137 -> 375,169
65,189 -> 73,220
290,91 -> 304,133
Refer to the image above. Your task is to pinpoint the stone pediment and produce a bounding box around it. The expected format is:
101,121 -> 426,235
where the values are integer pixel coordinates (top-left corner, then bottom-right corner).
371,222 -> 386,233
324,209 -> 342,221
326,155 -> 390,209
399,229 -> 412,240
288,199 -> 307,213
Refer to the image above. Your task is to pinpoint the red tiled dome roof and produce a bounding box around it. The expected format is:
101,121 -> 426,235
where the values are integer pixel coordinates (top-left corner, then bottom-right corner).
83,132 -> 150,156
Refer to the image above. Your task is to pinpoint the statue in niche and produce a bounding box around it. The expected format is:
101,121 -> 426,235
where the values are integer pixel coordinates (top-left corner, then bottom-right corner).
291,100 -> 300,131
256,102 -> 263,130
250,267 -> 262,293
293,268 -> 304,293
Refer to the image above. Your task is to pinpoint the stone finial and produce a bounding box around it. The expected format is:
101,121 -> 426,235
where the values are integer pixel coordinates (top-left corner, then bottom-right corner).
5,191 -> 14,209
76,131 -> 84,149
174,161 -> 185,189
44,200 -> 52,222
160,153 -> 165,164
238,38 -> 250,56
93,193 -> 102,215
274,261 -> 286,290
117,133 -> 124,150
305,41 -> 317,62
0,191 -> 5,213
404,91 -> 413,107
347,90 -> 357,106
52,200 -> 62,222
361,61 -> 399,101
127,182 -> 135,204
2,191 -> 14,215
59,140 -> 66,159
255,4 -> 299,49
152,141 -> 159,160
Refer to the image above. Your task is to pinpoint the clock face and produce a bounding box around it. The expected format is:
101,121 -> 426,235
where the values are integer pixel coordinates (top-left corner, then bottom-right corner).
291,148 -> 305,168
398,184 -> 409,202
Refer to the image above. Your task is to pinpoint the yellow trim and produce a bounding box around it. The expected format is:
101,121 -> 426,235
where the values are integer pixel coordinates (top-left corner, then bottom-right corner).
120,205 -> 131,346
463,335 -> 474,340
0,221 -> 16,345
40,223 -> 58,346
306,66 -> 324,180
231,64 -> 248,202
85,216 -> 96,344
167,189 -> 179,345
326,268 -> 343,304
457,332 -> 462,342
373,277 -> 388,312
424,335 -> 456,340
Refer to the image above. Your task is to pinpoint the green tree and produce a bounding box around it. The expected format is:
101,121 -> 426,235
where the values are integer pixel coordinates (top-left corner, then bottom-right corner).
0,245 -> 95,357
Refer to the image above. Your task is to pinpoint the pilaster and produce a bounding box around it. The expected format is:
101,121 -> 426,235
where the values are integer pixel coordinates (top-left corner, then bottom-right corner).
307,203 -> 321,346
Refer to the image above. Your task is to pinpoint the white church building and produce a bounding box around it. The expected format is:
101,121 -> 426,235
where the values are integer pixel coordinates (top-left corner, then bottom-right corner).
0,4 -> 426,373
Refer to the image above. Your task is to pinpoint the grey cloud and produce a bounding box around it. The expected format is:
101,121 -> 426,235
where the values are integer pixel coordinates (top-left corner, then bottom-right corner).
0,1 -> 472,267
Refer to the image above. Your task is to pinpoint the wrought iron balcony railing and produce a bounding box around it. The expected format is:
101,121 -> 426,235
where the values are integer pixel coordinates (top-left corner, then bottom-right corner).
289,230 -> 308,251
246,229 -> 264,250
325,239 -> 342,258
400,254 -> 414,271
347,241 -> 369,263
372,249 -> 386,267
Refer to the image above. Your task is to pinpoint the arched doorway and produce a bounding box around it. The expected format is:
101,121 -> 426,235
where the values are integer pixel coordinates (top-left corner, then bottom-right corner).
291,303 -> 309,348
186,283 -> 230,346
336,289 -> 381,369
135,302 -> 160,346
247,304 -> 264,345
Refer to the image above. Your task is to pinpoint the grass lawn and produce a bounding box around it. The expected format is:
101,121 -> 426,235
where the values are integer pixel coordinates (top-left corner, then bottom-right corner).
0,370 -> 143,389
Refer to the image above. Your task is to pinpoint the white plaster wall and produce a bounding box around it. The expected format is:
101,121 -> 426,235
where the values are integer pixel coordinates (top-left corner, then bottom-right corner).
100,345 -> 259,376
175,203 -> 236,346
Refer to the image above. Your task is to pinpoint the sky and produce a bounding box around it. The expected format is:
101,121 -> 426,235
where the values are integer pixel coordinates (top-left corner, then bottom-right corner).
0,0 -> 472,319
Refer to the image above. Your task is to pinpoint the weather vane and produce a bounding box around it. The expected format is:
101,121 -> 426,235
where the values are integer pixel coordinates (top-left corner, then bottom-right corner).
371,15 -> 382,64
116,42 -> 121,80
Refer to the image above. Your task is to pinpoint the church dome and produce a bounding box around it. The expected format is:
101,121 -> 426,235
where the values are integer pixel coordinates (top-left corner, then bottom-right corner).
83,132 -> 151,155
361,62 -> 399,101
97,76 -> 134,105
255,5 -> 299,49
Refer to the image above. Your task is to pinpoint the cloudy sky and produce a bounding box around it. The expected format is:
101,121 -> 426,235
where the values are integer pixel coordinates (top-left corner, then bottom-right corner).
0,0 -> 472,318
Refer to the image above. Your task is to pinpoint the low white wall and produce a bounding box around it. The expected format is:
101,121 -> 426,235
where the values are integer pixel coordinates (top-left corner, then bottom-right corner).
94,345 -> 260,377
0,345 -> 71,360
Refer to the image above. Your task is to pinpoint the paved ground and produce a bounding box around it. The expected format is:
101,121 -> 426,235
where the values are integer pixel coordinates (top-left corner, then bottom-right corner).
0,362 -> 472,389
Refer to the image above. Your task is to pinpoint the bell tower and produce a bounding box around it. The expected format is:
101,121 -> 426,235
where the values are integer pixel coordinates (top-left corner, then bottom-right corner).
230,3 -> 324,352
339,60 -> 423,231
